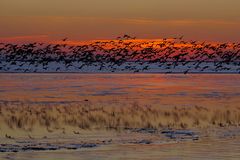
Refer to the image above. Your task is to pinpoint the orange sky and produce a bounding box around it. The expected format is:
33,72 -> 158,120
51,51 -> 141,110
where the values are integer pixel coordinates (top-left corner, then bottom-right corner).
0,0 -> 240,43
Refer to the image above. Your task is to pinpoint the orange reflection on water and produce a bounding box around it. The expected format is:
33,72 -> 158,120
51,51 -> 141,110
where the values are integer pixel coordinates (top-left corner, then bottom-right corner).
0,74 -> 239,108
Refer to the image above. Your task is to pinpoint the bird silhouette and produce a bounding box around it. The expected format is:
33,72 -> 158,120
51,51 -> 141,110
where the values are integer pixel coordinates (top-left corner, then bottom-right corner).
62,38 -> 68,41
0,35 -> 239,73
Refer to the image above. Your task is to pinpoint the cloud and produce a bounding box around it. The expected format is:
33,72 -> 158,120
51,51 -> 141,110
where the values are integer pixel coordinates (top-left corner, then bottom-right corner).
0,35 -> 49,43
119,18 -> 240,26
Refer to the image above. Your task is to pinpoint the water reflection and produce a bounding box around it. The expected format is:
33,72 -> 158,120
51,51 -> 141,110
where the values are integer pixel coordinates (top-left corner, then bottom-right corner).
0,73 -> 240,160
0,74 -> 239,107
1,139 -> 239,160
0,74 -> 240,105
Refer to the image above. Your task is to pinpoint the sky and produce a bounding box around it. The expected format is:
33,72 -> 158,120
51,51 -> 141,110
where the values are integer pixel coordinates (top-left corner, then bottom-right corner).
0,0 -> 240,42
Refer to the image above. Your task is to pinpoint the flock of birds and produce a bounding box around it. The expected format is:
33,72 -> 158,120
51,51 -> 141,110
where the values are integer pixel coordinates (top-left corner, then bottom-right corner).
0,35 -> 240,73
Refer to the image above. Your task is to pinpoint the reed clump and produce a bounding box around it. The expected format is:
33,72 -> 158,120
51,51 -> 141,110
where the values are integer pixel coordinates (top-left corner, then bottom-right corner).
0,102 -> 240,132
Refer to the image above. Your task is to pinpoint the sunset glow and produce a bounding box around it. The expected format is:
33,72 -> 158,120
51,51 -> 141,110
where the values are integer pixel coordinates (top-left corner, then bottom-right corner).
1,0 -> 240,42
0,1 -> 240,159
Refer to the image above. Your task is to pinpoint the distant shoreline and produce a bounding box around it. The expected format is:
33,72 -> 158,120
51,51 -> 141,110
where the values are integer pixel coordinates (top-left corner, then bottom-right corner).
0,72 -> 239,74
